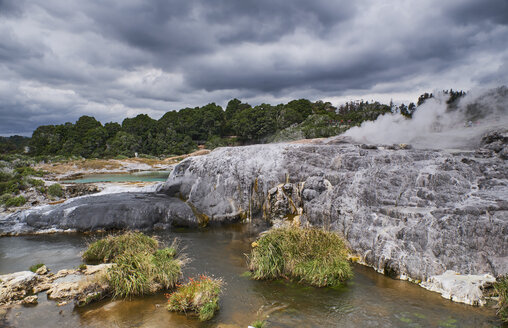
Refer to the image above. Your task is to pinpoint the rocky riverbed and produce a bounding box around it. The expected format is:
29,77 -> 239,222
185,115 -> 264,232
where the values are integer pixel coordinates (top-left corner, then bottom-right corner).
0,264 -> 112,308
1,130 -> 506,307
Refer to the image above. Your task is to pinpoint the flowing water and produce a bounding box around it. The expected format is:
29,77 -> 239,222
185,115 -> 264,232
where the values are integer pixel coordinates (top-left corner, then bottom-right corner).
0,225 -> 502,328
60,171 -> 170,183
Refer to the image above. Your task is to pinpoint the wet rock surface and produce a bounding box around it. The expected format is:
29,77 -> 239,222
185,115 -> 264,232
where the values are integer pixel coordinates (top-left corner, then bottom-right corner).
0,192 -> 198,235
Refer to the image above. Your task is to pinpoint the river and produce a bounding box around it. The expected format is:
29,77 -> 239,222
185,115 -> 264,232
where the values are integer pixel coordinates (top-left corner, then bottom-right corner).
0,225 -> 502,327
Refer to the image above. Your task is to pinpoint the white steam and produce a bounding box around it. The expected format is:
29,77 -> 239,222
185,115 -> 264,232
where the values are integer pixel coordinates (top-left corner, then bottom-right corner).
344,86 -> 508,149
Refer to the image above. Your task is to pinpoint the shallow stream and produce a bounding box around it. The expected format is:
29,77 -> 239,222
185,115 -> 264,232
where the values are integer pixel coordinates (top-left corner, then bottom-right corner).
0,225 -> 502,327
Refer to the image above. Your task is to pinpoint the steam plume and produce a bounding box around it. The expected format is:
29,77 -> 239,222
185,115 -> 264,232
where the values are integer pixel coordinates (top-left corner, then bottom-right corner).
344,86 -> 508,149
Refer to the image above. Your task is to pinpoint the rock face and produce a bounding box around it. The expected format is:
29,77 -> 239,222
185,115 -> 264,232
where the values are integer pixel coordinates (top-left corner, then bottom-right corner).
0,192 -> 199,235
158,133 -> 507,304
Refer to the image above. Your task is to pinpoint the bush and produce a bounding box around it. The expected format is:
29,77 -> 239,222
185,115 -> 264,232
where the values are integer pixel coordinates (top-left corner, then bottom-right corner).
83,232 -> 159,263
0,193 -> 12,204
27,178 -> 45,187
14,166 -> 45,177
29,263 -> 45,273
47,183 -> 63,197
248,227 -> 352,287
494,275 -> 508,322
167,275 -> 223,321
5,195 -> 26,207
114,154 -> 128,160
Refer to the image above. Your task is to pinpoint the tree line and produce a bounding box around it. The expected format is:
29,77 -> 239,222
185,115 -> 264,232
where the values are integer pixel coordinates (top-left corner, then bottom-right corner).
1,91 -> 466,158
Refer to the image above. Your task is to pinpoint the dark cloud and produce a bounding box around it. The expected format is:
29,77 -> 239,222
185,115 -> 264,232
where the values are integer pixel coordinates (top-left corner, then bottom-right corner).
0,0 -> 507,135
0,0 -> 25,17
446,0 -> 508,25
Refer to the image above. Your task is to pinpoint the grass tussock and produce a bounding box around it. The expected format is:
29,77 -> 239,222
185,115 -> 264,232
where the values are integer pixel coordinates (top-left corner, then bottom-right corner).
82,232 -> 182,299
82,232 -> 159,263
494,275 -> 508,323
29,263 -> 45,273
167,275 -> 223,321
248,227 -> 352,287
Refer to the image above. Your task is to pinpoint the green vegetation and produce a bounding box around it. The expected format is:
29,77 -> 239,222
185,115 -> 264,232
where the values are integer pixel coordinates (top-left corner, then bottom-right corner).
167,275 -> 223,321
0,156 -> 51,209
29,263 -> 45,273
83,232 -> 159,262
82,232 -> 182,299
0,89 -> 468,159
494,275 -> 508,322
47,183 -> 63,197
4,195 -> 26,207
250,320 -> 267,328
248,227 -> 352,287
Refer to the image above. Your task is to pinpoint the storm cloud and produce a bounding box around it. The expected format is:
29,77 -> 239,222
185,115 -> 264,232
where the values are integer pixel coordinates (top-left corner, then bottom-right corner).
0,0 -> 507,135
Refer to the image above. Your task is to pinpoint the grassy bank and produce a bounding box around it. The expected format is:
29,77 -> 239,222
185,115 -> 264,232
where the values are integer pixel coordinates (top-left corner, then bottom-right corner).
167,275 -> 223,321
248,227 -> 352,287
83,232 -> 183,298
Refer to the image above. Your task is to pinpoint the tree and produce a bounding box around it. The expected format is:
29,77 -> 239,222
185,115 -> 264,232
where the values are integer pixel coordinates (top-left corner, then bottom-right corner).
232,104 -> 277,141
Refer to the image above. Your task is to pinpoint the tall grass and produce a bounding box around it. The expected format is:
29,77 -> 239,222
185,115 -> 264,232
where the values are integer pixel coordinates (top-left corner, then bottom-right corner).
494,275 -> 508,322
167,275 -> 223,321
249,227 -> 352,287
83,232 -> 182,299
82,232 -> 159,263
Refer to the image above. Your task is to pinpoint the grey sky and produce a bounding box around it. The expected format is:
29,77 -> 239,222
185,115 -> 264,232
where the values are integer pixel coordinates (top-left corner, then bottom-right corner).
0,0 -> 507,135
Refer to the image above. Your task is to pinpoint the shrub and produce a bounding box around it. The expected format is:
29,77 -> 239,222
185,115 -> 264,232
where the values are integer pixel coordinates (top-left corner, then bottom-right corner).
0,193 -> 11,204
14,166 -> 44,177
167,275 -> 223,321
5,195 -> 26,207
114,154 -> 128,160
27,178 -> 45,187
47,183 -> 63,197
494,275 -> 508,322
248,227 -> 352,287
83,232 -> 159,263
0,170 -> 13,182
29,263 -> 45,273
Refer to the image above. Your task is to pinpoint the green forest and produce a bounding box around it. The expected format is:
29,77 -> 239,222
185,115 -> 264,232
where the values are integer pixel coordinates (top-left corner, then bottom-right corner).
1,91 -> 464,159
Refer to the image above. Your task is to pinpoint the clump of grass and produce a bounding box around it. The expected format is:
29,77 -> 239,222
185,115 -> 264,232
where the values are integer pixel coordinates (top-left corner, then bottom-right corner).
107,252 -> 154,298
248,226 -> 352,287
250,319 -> 267,328
82,232 -> 159,262
83,232 -> 183,299
167,275 -> 223,321
494,275 -> 508,322
152,247 -> 180,289
29,263 -> 45,273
